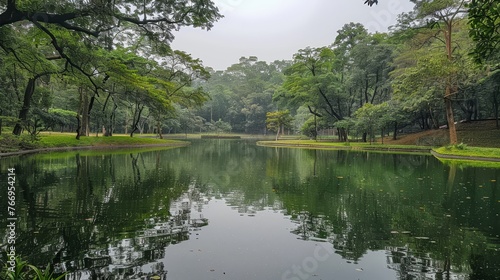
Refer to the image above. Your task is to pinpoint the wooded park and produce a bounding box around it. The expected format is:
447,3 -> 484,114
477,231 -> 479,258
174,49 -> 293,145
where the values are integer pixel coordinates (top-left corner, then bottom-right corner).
0,0 -> 499,150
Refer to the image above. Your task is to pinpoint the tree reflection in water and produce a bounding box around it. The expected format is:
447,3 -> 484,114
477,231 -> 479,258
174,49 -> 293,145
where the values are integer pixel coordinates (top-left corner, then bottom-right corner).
1,141 -> 499,280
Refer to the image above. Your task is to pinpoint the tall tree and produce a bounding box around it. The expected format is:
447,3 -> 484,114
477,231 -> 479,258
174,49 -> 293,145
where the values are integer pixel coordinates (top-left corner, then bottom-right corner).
266,110 -> 293,141
395,0 -> 468,144
280,46 -> 356,140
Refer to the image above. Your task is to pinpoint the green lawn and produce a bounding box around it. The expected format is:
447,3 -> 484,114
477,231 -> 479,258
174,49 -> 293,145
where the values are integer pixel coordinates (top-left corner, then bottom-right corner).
434,146 -> 500,159
0,133 -> 187,153
37,134 -> 181,148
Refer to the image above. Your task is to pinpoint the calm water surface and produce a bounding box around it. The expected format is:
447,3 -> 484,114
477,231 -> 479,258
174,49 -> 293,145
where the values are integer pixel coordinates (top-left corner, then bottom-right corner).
1,140 -> 499,280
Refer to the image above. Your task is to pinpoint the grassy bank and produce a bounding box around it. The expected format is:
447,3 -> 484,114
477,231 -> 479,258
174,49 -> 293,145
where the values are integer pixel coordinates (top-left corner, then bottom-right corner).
257,140 -> 432,153
258,139 -> 500,163
0,133 -> 188,154
433,146 -> 500,159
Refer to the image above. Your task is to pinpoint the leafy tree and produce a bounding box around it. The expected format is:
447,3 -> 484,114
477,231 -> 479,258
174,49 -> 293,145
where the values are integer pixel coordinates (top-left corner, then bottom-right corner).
352,102 -> 391,143
266,110 -> 293,141
392,0 -> 468,144
199,58 -> 286,134
468,0 -> 500,65
0,0 -> 222,44
281,47 -> 349,140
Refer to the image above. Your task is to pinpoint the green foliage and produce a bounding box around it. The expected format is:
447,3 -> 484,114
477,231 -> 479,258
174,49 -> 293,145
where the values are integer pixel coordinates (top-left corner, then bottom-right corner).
468,0 -> 500,64
266,110 -> 294,140
210,119 -> 232,134
29,264 -> 66,280
197,58 -> 287,133
1,256 -> 29,280
1,257 -> 65,280
0,134 -> 40,152
266,110 -> 293,131
455,142 -> 468,150
435,145 -> 500,158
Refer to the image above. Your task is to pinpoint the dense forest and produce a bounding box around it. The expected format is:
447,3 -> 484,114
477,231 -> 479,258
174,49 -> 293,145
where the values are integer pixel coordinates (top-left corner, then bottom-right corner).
0,0 -> 499,145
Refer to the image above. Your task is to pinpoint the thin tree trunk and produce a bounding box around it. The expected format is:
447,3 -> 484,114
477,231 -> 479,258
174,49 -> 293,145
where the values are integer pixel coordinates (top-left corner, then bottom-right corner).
130,104 -> 144,137
0,109 -> 3,135
494,91 -> 499,129
444,21 -> 457,145
13,77 -> 36,135
79,87 -> 90,137
393,121 -> 398,140
76,114 -> 81,140
157,120 -> 163,139
445,85 -> 457,144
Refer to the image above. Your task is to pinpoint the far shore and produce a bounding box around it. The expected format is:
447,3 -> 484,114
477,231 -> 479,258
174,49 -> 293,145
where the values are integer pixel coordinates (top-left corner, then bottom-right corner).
257,140 -> 500,163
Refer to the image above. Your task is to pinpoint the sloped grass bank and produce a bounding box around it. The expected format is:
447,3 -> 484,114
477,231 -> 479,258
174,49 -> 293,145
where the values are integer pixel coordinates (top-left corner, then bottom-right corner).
432,146 -> 500,162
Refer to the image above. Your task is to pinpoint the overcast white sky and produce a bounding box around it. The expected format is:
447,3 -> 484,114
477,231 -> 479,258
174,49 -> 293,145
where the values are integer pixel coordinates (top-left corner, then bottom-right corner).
171,0 -> 415,71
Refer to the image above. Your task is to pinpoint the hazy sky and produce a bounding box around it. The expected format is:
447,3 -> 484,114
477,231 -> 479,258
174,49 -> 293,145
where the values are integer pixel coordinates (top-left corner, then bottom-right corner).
171,0 -> 415,71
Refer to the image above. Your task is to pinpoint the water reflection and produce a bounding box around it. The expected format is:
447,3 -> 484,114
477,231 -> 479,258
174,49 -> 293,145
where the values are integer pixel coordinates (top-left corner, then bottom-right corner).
1,142 -> 499,280
62,183 -> 207,280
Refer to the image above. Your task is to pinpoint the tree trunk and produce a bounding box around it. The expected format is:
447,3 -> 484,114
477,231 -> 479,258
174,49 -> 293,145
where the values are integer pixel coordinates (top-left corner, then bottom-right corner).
78,87 -> 90,137
75,114 -> 81,140
444,21 -> 457,145
362,132 -> 368,143
130,104 -> 144,137
494,91 -> 499,129
445,85 -> 457,145
393,121 -> 398,140
0,109 -> 3,135
157,120 -> 163,139
13,77 -> 36,135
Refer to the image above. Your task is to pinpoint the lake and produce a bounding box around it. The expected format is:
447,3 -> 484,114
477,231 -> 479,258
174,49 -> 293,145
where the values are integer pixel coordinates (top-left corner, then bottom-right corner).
1,139 -> 499,280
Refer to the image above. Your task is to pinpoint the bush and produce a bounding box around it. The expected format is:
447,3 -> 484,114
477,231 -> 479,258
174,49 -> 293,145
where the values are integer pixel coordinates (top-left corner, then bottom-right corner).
1,257 -> 65,280
0,134 -> 41,152
455,142 -> 468,150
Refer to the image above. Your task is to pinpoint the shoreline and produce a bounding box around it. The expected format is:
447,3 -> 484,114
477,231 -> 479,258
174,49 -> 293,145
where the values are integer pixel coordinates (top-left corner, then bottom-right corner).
2,138 -> 500,163
257,140 -> 500,163
0,142 -> 190,158
256,141 -> 431,154
430,150 -> 500,162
